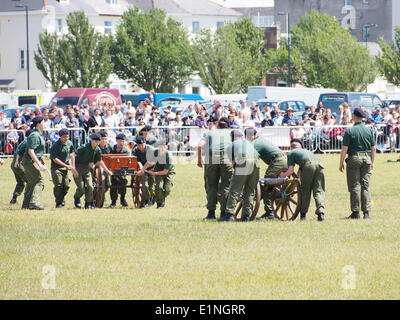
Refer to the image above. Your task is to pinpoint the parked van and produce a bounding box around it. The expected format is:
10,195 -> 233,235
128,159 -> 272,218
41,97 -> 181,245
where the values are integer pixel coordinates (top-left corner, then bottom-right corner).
317,92 -> 383,114
49,88 -> 122,110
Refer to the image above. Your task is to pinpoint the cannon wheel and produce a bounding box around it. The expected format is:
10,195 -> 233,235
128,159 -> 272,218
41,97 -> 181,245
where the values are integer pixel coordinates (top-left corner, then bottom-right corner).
233,182 -> 262,221
93,165 -> 105,208
131,174 -> 143,208
271,169 -> 301,221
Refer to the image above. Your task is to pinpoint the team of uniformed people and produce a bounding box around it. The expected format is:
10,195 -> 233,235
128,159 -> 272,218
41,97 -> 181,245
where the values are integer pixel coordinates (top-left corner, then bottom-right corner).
5,107 -> 376,220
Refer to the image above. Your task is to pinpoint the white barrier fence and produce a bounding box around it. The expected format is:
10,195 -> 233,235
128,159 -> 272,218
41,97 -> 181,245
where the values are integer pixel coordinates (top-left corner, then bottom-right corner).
0,124 -> 397,157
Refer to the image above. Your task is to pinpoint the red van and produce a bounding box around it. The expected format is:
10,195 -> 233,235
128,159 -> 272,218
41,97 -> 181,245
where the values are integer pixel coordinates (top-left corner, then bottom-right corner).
49,88 -> 122,110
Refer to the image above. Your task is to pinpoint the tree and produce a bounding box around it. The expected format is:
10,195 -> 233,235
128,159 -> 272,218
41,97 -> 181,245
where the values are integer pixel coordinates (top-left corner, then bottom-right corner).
34,31 -> 67,91
268,10 -> 377,91
192,18 -> 269,94
111,7 -> 194,92
377,26 -> 400,87
57,11 -> 113,88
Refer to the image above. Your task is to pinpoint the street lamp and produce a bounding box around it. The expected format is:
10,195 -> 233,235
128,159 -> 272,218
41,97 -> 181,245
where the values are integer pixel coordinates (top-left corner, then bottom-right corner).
363,24 -> 378,48
278,11 -> 290,87
16,4 -> 30,90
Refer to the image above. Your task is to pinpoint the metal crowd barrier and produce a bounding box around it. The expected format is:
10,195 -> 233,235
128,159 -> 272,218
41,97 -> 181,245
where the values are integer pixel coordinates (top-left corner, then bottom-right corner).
0,124 -> 397,158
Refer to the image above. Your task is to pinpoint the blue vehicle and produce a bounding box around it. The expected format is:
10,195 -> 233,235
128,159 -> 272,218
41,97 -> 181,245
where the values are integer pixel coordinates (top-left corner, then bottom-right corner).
135,93 -> 204,107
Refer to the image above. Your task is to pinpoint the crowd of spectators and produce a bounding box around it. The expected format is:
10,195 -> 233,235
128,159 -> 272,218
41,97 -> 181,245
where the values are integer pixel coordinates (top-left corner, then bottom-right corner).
1,96 -> 400,155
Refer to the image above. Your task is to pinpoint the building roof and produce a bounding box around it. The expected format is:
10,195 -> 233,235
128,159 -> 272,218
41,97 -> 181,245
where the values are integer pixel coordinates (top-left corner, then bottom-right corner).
172,0 -> 242,16
0,0 -> 46,12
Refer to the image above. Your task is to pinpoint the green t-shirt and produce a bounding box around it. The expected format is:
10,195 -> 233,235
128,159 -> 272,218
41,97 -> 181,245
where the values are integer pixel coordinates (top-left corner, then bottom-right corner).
24,129 -> 45,159
146,136 -> 157,146
75,143 -> 102,166
151,148 -> 174,172
253,137 -> 283,165
99,143 -> 113,155
226,139 -> 259,164
111,144 -> 130,155
287,148 -> 317,167
342,122 -> 375,155
131,145 -> 154,165
202,129 -> 231,154
50,139 -> 75,170
15,140 -> 27,158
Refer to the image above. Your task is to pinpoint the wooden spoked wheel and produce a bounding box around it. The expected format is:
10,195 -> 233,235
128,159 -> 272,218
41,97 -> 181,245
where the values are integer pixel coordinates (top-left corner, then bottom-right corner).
271,169 -> 301,221
93,165 -> 105,208
131,174 -> 143,208
233,182 -> 262,221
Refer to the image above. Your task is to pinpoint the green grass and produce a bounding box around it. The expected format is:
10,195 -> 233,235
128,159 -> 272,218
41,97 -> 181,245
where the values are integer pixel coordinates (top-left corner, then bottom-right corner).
0,153 -> 400,299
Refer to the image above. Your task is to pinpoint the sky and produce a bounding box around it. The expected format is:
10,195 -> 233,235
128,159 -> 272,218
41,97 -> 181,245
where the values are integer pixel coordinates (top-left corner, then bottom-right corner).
211,0 -> 274,8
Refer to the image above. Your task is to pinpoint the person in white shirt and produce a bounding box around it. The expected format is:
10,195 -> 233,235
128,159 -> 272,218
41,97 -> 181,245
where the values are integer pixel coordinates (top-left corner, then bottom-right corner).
103,109 -> 118,128
0,111 -> 10,130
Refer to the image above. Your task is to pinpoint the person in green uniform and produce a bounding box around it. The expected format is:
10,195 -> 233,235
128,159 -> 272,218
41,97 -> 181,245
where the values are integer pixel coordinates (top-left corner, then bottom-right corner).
10,129 -> 33,204
98,131 -> 112,195
109,133 -> 130,208
50,128 -> 75,208
21,117 -> 47,210
144,139 -> 175,209
222,130 -> 260,222
197,117 -> 233,220
139,125 -> 157,203
244,128 -> 288,220
71,133 -> 113,209
339,108 -> 376,219
140,125 -> 158,146
280,139 -> 325,221
133,135 -> 156,208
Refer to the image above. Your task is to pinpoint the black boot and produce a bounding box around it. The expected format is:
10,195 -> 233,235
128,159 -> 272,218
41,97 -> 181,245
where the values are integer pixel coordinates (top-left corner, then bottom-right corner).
55,203 -> 63,208
300,213 -> 306,220
121,198 -> 129,207
74,198 -> 82,209
109,201 -> 116,208
218,213 -> 234,222
203,210 -> 216,220
29,203 -> 44,210
156,202 -> 165,209
257,210 -> 275,220
345,212 -> 360,219
85,202 -> 94,209
61,200 -> 65,207
239,215 -> 249,222
10,196 -> 17,204
317,213 -> 325,221
363,212 -> 371,219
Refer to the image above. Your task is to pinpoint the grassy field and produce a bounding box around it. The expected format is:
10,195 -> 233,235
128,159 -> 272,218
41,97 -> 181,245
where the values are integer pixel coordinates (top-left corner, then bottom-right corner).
0,153 -> 399,300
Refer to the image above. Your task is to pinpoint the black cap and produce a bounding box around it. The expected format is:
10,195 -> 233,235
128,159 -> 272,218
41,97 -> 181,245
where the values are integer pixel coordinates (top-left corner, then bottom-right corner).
231,129 -> 243,141
244,128 -> 257,137
59,128 -> 69,136
291,138 -> 303,147
31,116 -> 44,127
25,129 -> 33,137
116,133 -> 126,140
91,133 -> 101,141
140,125 -> 152,132
353,107 -> 366,118
135,136 -> 146,144
98,131 -> 108,138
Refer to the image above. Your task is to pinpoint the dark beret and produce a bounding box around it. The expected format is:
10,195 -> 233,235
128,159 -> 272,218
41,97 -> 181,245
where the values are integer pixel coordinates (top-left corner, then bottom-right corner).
25,129 -> 33,137
353,107 -> 366,118
116,133 -> 126,140
59,128 -> 69,136
219,116 -> 229,124
244,128 -> 257,137
140,125 -> 152,132
291,139 -> 304,147
91,133 -> 101,141
98,131 -> 108,138
32,116 -> 44,126
135,136 -> 146,144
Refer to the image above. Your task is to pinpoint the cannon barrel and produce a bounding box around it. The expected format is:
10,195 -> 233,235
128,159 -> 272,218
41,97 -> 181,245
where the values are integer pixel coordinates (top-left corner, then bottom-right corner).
259,177 -> 289,186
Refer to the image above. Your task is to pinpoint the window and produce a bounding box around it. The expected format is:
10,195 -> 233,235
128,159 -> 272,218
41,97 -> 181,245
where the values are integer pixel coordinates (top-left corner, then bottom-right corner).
345,0 -> 352,5
192,87 -> 199,94
216,21 -> 224,29
362,0 -> 369,4
56,19 -> 62,33
252,16 -> 274,28
106,0 -> 118,4
19,49 -> 25,69
192,21 -> 199,33
104,21 -> 112,34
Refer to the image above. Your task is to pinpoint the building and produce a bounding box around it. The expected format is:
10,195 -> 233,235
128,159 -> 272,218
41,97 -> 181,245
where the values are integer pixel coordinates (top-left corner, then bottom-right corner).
0,0 -> 242,96
275,0 -> 400,43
